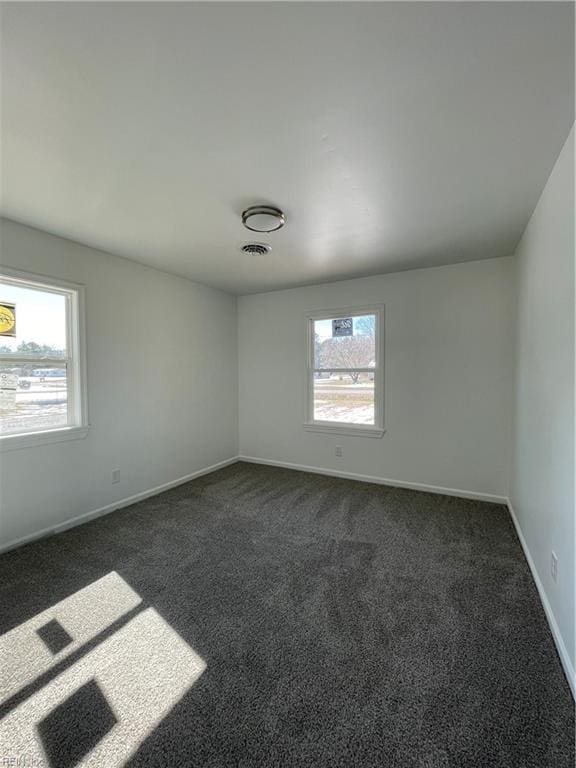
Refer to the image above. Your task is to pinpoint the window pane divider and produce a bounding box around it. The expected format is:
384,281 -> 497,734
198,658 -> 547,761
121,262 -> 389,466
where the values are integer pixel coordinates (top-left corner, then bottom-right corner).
0,355 -> 69,365
312,367 -> 376,374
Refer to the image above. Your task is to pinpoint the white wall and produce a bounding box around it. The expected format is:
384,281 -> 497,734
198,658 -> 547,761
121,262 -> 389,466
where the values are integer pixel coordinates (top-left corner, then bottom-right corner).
510,126 -> 575,682
238,257 -> 515,499
0,219 -> 238,549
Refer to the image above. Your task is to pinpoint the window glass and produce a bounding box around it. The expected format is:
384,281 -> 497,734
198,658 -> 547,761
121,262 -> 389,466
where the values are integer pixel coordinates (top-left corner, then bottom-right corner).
313,314 -> 376,369
313,371 -> 375,424
0,363 -> 68,434
0,283 -> 67,356
0,276 -> 81,440
309,311 -> 380,430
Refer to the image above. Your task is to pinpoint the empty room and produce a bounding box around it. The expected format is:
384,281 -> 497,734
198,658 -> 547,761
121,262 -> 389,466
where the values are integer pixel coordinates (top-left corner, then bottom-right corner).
0,2 -> 574,766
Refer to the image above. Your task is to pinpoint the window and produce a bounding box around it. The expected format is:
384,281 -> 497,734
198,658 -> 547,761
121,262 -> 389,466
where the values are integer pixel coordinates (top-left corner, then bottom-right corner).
305,306 -> 384,437
0,268 -> 88,449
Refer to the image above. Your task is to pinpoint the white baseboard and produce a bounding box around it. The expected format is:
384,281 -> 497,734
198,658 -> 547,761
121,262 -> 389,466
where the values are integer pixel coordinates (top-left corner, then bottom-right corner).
238,455 -> 507,504
507,498 -> 575,698
0,456 -> 240,555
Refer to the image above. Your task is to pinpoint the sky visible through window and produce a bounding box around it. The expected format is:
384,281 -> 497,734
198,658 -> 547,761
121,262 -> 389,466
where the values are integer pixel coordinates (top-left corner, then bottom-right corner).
0,284 -> 67,351
313,315 -> 373,342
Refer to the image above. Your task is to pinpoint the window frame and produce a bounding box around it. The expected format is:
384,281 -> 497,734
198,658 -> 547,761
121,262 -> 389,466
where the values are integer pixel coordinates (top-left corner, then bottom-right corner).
304,304 -> 385,438
0,266 -> 89,451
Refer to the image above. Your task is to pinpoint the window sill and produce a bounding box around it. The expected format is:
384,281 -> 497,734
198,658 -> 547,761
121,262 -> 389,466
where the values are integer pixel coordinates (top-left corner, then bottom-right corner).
303,423 -> 385,438
0,425 -> 90,452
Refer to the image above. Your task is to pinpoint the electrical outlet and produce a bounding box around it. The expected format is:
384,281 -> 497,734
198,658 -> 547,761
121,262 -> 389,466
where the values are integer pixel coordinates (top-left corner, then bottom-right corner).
335,446 -> 343,457
112,469 -> 121,485
551,551 -> 558,582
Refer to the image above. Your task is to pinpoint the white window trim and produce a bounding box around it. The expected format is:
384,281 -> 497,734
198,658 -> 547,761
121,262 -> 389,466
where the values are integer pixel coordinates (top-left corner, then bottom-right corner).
304,304 -> 385,438
0,266 -> 90,451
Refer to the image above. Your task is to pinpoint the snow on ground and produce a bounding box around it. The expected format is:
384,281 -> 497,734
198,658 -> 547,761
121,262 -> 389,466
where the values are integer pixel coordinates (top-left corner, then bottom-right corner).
314,403 -> 374,424
0,387 -> 67,434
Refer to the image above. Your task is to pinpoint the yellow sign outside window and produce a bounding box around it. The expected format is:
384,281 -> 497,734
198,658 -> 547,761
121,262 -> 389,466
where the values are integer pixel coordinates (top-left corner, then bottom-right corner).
0,302 -> 16,336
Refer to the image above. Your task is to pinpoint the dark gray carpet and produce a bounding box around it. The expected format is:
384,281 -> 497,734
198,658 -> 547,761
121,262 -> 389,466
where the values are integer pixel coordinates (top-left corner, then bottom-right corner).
0,461 -> 573,767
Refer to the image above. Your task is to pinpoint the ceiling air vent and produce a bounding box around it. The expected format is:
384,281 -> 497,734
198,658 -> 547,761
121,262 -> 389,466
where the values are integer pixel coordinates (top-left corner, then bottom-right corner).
240,243 -> 271,256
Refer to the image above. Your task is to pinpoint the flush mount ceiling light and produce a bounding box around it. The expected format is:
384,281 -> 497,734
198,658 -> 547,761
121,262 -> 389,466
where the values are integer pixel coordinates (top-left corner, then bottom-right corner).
242,205 -> 285,233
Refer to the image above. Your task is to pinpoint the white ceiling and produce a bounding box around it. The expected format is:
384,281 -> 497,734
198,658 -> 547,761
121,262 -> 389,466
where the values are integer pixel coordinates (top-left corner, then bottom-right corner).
1,2 -> 574,295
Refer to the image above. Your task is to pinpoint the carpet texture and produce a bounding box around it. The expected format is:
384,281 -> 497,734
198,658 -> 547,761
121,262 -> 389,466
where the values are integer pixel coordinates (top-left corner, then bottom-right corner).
0,461 -> 573,767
